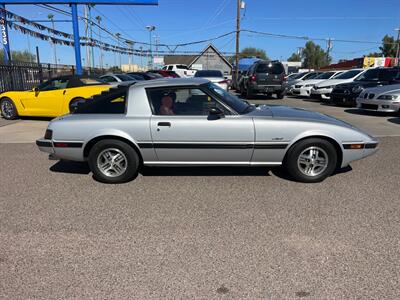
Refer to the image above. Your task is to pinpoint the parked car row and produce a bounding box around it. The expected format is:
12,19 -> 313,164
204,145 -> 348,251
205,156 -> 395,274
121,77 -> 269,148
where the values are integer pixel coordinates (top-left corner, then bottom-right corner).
288,67 -> 400,115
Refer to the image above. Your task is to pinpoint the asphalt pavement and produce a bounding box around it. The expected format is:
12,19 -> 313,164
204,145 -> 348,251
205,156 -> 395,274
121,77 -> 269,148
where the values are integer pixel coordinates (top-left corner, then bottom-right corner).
0,96 -> 399,299
0,137 -> 399,299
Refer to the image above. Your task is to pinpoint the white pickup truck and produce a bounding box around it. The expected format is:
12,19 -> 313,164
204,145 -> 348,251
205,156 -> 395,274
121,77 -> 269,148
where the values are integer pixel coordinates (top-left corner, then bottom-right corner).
162,64 -> 197,78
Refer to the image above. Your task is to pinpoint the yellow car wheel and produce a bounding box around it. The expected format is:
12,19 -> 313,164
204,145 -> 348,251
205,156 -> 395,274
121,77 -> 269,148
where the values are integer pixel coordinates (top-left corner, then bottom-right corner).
69,97 -> 85,113
0,97 -> 18,120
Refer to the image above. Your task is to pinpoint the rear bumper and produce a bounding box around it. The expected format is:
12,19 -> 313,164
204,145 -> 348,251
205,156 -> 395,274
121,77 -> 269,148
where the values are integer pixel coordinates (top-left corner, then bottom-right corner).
250,84 -> 284,93
36,138 -> 85,161
311,88 -> 332,99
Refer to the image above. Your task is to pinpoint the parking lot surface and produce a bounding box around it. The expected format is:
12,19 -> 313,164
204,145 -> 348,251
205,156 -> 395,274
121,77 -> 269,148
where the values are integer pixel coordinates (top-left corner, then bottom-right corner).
0,97 -> 399,299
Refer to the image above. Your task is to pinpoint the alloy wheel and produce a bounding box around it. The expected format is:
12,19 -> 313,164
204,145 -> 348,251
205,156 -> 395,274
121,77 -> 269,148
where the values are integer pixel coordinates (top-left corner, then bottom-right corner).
97,148 -> 128,178
297,146 -> 329,177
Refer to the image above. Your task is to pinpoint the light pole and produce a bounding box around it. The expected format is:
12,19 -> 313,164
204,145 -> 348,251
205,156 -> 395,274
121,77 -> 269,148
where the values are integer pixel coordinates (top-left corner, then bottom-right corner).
146,25 -> 155,69
139,46 -> 143,69
95,15 -> 103,69
47,13 -> 58,67
115,33 -> 122,69
126,40 -> 134,70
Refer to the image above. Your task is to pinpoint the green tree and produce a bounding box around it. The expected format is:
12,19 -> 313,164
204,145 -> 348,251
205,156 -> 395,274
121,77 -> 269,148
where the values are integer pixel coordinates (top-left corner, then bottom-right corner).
287,52 -> 301,62
0,50 -> 36,63
229,47 -> 268,64
302,41 -> 331,69
379,35 -> 397,57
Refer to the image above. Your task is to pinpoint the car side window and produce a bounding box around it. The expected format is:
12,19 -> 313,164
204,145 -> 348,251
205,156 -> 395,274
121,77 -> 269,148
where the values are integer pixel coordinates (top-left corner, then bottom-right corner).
73,88 -> 127,114
168,66 -> 173,71
38,78 -> 69,91
101,76 -> 117,83
147,87 -> 229,116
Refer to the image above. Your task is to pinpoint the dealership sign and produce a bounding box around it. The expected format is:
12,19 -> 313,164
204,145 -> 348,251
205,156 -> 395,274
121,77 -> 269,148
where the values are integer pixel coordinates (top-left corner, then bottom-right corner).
0,5 -> 11,63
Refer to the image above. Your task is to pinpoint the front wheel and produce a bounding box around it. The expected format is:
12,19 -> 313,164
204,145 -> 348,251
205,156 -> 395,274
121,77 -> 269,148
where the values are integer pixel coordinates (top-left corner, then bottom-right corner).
284,138 -> 338,183
0,98 -> 18,120
88,139 -> 140,183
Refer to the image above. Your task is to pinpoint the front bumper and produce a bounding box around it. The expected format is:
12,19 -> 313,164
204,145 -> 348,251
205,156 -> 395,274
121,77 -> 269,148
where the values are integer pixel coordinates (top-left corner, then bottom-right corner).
311,87 -> 333,100
330,92 -> 358,105
356,98 -> 400,113
299,86 -> 313,97
341,141 -> 379,167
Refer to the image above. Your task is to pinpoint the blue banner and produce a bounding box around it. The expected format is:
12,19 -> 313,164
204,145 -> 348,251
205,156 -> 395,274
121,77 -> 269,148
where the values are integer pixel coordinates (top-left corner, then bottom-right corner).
0,5 -> 11,63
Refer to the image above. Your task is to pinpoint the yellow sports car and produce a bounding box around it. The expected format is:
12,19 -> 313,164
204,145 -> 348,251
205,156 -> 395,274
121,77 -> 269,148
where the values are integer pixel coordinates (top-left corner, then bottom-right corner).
0,75 -> 112,119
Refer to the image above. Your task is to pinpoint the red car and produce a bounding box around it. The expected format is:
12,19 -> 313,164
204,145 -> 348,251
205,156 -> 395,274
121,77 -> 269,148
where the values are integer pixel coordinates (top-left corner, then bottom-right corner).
149,70 -> 180,78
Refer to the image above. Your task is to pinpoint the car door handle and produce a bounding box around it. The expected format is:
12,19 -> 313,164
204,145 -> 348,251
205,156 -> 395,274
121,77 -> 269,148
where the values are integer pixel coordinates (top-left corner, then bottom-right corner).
157,122 -> 171,127
63,90 -> 66,95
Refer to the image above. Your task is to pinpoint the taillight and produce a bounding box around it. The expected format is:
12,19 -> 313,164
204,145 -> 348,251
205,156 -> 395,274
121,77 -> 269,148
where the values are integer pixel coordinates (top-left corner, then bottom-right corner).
283,75 -> 288,81
44,129 -> 52,140
250,75 -> 257,82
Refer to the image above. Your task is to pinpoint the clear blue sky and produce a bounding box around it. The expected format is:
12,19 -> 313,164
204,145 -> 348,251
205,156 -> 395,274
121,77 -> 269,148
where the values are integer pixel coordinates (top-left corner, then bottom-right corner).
5,0 -> 400,67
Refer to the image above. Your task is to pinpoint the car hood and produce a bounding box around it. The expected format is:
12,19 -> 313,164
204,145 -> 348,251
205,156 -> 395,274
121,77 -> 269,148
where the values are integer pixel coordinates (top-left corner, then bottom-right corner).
362,83 -> 400,95
315,78 -> 354,88
298,79 -> 326,86
248,105 -> 354,128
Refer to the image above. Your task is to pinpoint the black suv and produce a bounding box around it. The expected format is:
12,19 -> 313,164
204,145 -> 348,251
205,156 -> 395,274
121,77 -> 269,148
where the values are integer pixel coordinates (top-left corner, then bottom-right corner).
330,67 -> 400,106
240,60 -> 286,99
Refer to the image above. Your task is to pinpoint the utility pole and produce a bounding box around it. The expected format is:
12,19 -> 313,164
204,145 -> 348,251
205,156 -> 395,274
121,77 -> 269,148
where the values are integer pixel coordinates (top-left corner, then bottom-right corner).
115,33 -> 121,69
235,0 -> 241,85
126,40 -> 134,71
88,5 -> 95,69
95,16 -> 103,69
395,28 -> 400,66
326,38 -> 332,63
47,14 -> 58,67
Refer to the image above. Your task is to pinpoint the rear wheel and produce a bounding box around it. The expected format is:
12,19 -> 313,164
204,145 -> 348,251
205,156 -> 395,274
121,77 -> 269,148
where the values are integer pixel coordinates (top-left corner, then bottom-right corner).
276,91 -> 285,99
69,97 -> 85,113
0,98 -> 18,120
246,86 -> 253,99
88,139 -> 139,183
284,138 -> 338,183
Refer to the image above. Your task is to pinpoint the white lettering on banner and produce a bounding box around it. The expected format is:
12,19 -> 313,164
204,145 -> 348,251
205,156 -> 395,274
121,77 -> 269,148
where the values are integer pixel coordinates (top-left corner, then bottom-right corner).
0,18 -> 7,45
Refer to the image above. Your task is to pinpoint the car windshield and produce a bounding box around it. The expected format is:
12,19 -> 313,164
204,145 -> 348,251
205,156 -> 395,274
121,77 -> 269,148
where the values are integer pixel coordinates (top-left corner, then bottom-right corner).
195,70 -> 223,78
116,74 -> 135,81
303,72 -> 319,80
206,82 -> 249,114
177,65 -> 189,69
334,70 -> 362,79
315,72 -> 335,79
355,69 -> 379,81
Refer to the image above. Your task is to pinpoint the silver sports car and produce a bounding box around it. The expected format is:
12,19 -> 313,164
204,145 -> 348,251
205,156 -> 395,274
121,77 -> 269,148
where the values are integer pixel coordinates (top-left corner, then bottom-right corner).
36,78 -> 378,183
356,84 -> 400,114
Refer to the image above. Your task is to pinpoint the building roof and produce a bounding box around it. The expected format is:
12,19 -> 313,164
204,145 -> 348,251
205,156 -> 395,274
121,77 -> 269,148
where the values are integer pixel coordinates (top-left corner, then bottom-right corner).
190,44 -> 233,68
163,44 -> 232,69
163,55 -> 197,66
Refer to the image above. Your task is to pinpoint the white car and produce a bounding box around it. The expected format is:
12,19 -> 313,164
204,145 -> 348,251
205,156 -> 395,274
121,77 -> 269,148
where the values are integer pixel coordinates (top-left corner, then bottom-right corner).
290,72 -> 323,94
194,70 -> 229,90
311,69 -> 366,101
356,84 -> 400,113
100,74 -> 139,85
297,71 -> 343,97
162,64 -> 197,78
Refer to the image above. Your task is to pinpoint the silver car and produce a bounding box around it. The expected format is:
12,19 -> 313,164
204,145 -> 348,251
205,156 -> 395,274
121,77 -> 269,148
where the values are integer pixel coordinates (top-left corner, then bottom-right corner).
36,78 -> 378,184
356,84 -> 400,114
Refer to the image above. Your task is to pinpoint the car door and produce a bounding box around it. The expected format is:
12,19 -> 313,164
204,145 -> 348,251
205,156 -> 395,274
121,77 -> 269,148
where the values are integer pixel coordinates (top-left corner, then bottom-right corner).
147,86 -> 254,164
20,78 -> 68,116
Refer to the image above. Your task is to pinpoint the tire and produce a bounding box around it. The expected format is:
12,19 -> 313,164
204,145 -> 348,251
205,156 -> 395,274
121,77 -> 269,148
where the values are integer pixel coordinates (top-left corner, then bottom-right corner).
0,97 -> 18,120
69,97 -> 85,113
240,84 -> 246,97
246,86 -> 253,99
276,91 -> 285,99
284,138 -> 338,183
88,139 -> 140,183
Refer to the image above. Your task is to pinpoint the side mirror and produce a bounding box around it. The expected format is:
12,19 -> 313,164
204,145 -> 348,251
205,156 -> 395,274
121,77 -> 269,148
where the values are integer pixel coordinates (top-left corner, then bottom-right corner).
209,106 -> 224,117
33,87 -> 39,92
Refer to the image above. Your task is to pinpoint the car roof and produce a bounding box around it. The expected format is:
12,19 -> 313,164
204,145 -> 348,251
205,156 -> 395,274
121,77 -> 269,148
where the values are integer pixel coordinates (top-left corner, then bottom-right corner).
132,78 -> 209,88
